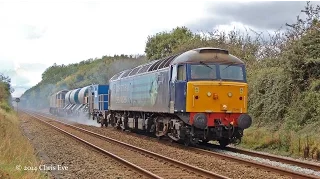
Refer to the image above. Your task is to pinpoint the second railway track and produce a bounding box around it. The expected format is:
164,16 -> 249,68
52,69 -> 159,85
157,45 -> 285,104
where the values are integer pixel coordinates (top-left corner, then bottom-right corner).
23,110 -> 228,179
204,144 -> 320,172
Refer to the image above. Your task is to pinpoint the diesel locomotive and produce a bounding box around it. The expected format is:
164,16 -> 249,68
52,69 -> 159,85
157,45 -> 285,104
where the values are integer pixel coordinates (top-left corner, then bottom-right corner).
106,47 -> 252,146
49,47 -> 252,147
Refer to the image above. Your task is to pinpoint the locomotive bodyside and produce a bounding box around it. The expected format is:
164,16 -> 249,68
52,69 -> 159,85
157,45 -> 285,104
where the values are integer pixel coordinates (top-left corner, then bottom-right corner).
109,68 -> 170,113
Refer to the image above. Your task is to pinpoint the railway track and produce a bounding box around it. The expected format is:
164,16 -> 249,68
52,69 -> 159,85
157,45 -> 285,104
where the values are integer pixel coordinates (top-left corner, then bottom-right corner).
205,144 -> 320,172
22,110 -> 228,179
189,145 -> 320,179
137,134 -> 320,179
27,110 -> 320,179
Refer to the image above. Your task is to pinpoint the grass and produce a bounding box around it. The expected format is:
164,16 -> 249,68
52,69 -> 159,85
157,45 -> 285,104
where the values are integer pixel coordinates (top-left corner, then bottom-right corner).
0,108 -> 45,179
240,124 -> 320,160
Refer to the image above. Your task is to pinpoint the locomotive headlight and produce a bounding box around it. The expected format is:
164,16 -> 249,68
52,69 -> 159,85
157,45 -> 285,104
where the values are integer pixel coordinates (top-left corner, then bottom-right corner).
207,92 -> 212,97
228,92 -> 232,97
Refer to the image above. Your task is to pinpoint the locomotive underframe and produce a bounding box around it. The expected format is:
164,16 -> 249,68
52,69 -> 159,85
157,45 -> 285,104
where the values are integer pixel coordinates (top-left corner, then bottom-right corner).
104,110 -> 244,147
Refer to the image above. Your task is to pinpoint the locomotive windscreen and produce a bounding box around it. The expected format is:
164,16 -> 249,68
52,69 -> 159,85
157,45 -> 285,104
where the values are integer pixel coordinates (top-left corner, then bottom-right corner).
219,65 -> 244,81
190,63 -> 245,82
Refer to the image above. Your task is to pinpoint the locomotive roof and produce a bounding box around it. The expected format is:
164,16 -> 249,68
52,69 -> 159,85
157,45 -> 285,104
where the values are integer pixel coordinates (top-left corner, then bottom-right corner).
110,47 -> 244,81
170,47 -> 244,65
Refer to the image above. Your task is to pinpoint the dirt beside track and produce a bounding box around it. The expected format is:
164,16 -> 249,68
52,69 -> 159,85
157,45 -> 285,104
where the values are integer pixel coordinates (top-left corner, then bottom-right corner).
19,113 -> 147,179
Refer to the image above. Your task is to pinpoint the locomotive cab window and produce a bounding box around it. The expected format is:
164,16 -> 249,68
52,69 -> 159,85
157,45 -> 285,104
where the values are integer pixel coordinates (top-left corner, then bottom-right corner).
190,64 -> 217,80
219,65 -> 245,81
177,65 -> 186,81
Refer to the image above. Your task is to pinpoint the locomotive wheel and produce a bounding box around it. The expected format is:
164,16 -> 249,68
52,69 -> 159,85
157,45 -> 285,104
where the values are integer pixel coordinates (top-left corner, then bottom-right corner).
109,117 -> 115,127
100,118 -> 105,127
110,121 -> 115,127
115,121 -> 121,129
104,120 -> 108,127
96,116 -> 99,123
184,136 -> 191,146
121,119 -> 126,131
199,140 -> 209,145
218,138 -> 229,148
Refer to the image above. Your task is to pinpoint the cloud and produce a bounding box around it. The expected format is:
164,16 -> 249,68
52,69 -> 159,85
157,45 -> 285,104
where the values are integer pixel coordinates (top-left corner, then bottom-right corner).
22,24 -> 47,40
187,1 -> 317,32
18,63 -> 48,72
1,63 -> 48,97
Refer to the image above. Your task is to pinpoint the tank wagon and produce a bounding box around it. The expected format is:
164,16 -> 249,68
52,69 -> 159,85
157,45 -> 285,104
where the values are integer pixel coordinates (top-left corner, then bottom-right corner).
106,47 -> 252,146
63,86 -> 91,116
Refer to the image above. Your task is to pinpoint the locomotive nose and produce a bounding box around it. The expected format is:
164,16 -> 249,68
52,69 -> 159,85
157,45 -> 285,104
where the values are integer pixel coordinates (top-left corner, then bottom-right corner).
237,114 -> 252,129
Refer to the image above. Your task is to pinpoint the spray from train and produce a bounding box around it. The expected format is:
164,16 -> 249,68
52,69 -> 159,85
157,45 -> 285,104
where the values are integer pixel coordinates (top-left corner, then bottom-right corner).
64,113 -> 100,127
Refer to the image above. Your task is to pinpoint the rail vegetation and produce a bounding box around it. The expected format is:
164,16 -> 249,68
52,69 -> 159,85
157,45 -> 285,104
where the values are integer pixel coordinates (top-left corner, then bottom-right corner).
21,2 -> 320,160
0,74 -> 43,178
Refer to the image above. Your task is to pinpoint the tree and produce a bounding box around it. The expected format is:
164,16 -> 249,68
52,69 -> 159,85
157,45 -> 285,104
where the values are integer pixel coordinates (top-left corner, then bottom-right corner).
285,1 -> 320,41
144,26 -> 196,60
0,73 -> 13,105
283,2 -> 320,91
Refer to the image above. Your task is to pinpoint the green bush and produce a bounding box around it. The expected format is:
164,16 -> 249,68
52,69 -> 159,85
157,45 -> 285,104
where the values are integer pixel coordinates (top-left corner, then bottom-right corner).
0,102 -> 11,112
285,91 -> 320,131
248,67 -> 292,124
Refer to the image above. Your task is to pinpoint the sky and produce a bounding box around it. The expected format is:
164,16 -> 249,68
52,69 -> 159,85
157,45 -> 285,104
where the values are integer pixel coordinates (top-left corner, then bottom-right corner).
0,0 -> 315,97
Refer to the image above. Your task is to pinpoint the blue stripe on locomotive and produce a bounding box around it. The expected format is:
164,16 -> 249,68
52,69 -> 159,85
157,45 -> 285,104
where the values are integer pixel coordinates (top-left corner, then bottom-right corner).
109,69 -> 170,113
91,84 -> 109,111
